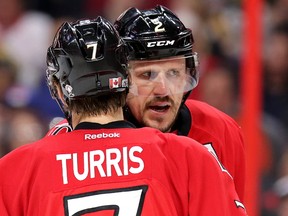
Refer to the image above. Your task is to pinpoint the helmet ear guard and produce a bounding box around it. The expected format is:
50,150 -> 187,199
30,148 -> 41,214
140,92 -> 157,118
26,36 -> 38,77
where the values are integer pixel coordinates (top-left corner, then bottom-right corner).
186,52 -> 200,88
46,46 -> 60,100
182,54 -> 199,102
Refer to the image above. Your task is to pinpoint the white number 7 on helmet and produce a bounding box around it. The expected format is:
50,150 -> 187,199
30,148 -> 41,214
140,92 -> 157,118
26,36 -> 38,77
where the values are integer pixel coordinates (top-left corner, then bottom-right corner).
87,43 -> 98,60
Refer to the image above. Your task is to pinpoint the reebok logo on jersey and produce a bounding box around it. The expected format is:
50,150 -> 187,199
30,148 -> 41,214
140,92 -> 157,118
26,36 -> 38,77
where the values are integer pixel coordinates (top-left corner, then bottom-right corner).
84,132 -> 120,140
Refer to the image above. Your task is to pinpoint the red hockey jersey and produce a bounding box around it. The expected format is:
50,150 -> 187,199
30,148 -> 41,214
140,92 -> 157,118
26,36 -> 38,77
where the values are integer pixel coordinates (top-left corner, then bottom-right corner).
0,121 -> 246,215
46,99 -> 246,202
182,99 -> 246,201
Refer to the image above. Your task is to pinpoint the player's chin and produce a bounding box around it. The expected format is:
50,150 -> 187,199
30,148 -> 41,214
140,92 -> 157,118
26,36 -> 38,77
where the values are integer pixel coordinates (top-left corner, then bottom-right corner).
144,109 -> 175,130
144,118 -> 173,133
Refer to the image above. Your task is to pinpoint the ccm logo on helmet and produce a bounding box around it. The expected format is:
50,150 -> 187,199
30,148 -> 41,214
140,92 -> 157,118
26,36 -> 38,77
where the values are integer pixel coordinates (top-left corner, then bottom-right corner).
85,132 -> 120,140
146,40 -> 175,48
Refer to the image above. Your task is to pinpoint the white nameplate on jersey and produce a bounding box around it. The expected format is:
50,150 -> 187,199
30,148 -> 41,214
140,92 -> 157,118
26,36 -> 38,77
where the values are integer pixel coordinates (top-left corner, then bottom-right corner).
56,146 -> 144,184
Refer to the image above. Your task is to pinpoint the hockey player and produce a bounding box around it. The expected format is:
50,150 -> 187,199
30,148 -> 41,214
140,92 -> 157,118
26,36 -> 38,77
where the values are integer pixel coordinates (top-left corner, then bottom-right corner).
114,5 -> 246,202
0,17 -> 246,215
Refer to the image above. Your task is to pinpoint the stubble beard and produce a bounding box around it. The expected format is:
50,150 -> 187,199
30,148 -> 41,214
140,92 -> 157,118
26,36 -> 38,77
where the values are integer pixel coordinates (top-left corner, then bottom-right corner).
142,96 -> 178,133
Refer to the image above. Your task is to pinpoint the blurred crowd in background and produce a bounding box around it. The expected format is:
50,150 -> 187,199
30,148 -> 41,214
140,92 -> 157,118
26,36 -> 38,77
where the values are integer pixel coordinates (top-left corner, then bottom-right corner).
0,0 -> 287,215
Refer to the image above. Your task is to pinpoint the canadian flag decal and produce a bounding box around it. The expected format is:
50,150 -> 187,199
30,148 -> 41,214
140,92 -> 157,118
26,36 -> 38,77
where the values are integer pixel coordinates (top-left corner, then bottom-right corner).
109,77 -> 122,89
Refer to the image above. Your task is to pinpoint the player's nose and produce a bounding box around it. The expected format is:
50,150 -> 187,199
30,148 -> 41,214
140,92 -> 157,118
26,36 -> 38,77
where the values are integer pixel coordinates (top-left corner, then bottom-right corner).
152,76 -> 170,97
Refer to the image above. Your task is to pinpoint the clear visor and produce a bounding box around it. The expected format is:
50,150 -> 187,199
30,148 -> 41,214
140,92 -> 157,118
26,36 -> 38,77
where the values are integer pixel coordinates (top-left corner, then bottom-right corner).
128,55 -> 198,96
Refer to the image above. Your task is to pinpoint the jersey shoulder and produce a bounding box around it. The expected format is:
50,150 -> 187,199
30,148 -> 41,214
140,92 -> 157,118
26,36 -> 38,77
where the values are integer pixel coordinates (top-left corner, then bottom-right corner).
185,99 -> 241,130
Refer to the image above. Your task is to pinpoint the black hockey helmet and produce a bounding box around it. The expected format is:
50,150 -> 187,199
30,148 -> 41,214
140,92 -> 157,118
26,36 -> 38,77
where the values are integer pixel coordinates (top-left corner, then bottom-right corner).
114,5 -> 199,99
46,16 -> 129,109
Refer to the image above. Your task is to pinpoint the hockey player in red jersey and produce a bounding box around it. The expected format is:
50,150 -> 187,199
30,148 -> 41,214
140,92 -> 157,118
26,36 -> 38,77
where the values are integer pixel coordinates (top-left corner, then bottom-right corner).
0,17 -> 247,215
47,5 -> 246,202
115,5 -> 246,202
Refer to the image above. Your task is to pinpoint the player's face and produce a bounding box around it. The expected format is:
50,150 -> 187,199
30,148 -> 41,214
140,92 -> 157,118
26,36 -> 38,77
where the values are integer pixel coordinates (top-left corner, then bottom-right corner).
127,57 -> 189,132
